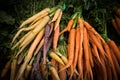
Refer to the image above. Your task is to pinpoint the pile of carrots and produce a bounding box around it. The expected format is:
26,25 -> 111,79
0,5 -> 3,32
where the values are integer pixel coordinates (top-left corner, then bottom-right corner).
1,5 -> 120,80
112,8 -> 120,36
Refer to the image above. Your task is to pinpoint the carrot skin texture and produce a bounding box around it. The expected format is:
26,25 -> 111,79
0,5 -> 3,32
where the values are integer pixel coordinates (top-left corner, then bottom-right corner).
108,39 -> 120,64
59,19 -> 74,35
59,28 -> 76,72
53,25 -> 60,52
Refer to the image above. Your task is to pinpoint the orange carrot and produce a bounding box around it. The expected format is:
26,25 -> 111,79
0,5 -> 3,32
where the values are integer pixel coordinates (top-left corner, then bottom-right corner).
83,27 -> 91,79
90,41 -> 102,65
84,21 -> 104,42
39,60 -> 48,80
110,48 -> 120,76
112,18 -> 120,35
77,18 -> 84,80
59,28 -> 76,72
107,39 -> 120,64
114,16 -> 120,30
102,41 -> 118,80
115,8 -> 120,18
70,27 -> 80,79
99,57 -> 107,80
88,30 -> 106,59
58,63 -> 67,80
59,19 -> 74,35
88,43 -> 94,68
53,24 -> 60,52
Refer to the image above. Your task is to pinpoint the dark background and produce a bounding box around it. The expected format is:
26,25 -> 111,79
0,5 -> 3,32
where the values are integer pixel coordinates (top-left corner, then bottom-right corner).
0,0 -> 120,79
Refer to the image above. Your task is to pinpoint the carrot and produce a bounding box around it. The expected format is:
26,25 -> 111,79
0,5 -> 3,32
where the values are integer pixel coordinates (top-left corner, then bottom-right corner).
19,8 -> 50,28
51,59 -> 58,80
24,28 -> 44,62
43,23 -> 51,63
25,64 -> 32,79
112,19 -> 120,35
110,46 -> 120,76
1,61 -> 11,77
84,21 -> 104,42
33,38 -> 44,56
49,51 -> 64,65
11,31 -> 31,50
49,8 -> 62,23
88,43 -> 94,68
59,28 -> 76,72
83,26 -> 92,79
12,19 -> 42,44
107,39 -> 120,64
57,52 -> 79,76
115,16 -> 120,29
49,22 -> 54,36
30,11 -> 49,26
102,41 -> 118,80
15,28 -> 45,80
48,62 -> 60,80
54,10 -> 62,30
31,48 -> 42,80
115,8 -> 120,17
77,18 -> 84,80
70,27 -> 80,79
20,16 -> 49,48
59,19 -> 74,35
90,39 -> 102,65
88,30 -> 106,59
53,24 -> 60,52
39,60 -> 48,80
10,58 -> 17,80
58,63 -> 67,80
106,63 -> 112,80
99,56 -> 107,80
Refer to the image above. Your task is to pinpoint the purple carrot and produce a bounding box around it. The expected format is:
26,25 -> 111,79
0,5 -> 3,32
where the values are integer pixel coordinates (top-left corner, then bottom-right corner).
43,23 -> 52,63
30,46 -> 43,80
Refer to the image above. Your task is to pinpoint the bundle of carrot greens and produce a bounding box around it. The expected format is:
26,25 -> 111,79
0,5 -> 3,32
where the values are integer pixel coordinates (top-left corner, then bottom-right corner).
1,5 -> 120,80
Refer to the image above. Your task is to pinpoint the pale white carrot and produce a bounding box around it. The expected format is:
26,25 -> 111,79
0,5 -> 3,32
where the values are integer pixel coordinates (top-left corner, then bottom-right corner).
33,38 -> 44,56
19,8 -> 50,28
49,9 -> 61,23
11,31 -> 31,50
19,16 -> 50,48
54,10 -> 62,30
30,12 -> 49,26
12,19 -> 42,43
15,28 -> 45,80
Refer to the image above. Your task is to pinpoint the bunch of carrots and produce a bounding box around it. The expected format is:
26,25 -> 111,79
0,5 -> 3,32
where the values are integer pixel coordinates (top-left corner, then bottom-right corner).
58,12 -> 120,80
1,5 -> 64,80
1,5 -> 120,80
112,8 -> 120,36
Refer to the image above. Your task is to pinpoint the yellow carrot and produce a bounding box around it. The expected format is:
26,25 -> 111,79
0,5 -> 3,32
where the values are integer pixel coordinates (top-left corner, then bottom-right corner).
10,58 -> 17,80
12,19 -> 42,43
49,9 -> 61,23
30,11 -> 49,26
54,10 -> 62,30
1,61 -> 11,77
49,51 -> 65,65
49,62 -> 60,80
11,31 -> 31,50
19,8 -> 50,28
33,38 -> 44,56
20,16 -> 49,48
15,28 -> 45,80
